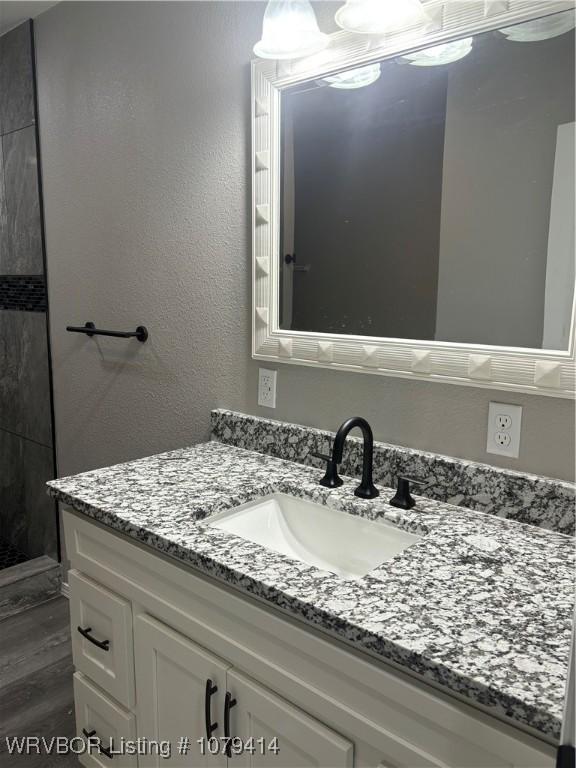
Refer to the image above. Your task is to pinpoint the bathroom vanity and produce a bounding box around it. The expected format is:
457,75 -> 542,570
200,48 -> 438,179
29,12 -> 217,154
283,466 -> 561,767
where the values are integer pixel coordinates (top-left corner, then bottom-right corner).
50,424 -> 573,768
47,3 -> 576,762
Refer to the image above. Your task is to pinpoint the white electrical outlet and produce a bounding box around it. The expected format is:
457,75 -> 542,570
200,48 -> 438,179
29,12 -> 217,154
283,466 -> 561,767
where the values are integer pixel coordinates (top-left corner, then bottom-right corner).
487,402 -> 522,458
496,414 -> 512,430
494,431 -> 511,448
258,368 -> 277,408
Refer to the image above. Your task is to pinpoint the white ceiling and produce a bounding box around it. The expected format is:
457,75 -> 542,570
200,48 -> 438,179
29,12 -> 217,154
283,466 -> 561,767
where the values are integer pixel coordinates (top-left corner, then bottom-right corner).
0,1 -> 58,36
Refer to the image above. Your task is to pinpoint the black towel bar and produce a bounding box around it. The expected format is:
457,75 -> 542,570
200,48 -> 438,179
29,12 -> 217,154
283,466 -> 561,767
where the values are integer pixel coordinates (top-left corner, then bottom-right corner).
66,321 -> 148,342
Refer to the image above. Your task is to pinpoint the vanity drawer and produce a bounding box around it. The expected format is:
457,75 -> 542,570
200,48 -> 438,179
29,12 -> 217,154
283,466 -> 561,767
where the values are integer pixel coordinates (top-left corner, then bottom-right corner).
74,672 -> 137,767
69,569 -> 135,708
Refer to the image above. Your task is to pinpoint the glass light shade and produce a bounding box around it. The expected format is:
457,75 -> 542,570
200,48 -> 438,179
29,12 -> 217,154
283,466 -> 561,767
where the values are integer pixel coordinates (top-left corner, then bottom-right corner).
254,0 -> 329,60
500,12 -> 575,42
403,37 -> 473,66
322,63 -> 381,89
335,0 -> 426,35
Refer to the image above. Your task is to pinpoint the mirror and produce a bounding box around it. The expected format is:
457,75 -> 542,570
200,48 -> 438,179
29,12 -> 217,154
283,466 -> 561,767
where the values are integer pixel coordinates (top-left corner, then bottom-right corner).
279,11 -> 575,352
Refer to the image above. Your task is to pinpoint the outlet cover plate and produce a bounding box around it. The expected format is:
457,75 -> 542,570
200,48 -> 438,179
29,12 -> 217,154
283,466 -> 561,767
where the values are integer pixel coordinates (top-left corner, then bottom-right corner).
486,402 -> 522,458
258,368 -> 277,409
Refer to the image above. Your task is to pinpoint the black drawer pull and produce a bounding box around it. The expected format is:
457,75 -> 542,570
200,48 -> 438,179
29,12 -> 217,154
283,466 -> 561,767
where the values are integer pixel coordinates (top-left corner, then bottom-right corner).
77,626 -> 110,651
100,743 -> 113,759
82,729 -> 113,759
224,691 -> 237,757
205,679 -> 218,739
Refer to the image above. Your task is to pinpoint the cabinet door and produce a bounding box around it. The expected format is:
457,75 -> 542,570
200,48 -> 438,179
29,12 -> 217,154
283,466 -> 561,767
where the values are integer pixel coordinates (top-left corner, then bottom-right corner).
134,613 -> 231,768
226,670 -> 353,768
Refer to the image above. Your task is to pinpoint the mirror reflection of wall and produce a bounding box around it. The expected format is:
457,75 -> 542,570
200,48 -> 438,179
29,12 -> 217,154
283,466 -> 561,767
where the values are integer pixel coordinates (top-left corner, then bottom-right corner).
279,11 -> 575,351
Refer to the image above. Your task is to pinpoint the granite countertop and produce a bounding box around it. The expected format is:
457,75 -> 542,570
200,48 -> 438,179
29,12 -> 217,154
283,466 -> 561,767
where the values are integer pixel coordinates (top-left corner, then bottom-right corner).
48,441 -> 574,742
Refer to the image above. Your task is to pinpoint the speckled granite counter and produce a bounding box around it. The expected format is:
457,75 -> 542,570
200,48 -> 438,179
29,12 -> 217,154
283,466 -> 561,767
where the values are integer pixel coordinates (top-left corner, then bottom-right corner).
212,410 -> 576,535
48,441 -> 574,742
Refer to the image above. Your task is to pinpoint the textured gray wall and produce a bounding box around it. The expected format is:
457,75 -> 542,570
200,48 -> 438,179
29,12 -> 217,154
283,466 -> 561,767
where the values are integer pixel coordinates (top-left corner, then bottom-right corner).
35,1 -> 575,483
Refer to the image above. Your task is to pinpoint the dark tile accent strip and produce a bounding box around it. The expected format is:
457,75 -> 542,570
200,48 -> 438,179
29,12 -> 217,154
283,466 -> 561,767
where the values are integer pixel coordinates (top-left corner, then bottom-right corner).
0,275 -> 46,311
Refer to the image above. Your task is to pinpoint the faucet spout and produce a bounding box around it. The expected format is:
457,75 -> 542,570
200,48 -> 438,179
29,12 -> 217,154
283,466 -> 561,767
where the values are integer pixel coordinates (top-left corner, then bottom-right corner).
332,417 -> 379,500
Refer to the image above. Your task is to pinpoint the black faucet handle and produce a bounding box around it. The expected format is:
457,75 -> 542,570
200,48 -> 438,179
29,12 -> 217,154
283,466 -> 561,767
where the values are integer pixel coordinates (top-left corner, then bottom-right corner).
310,452 -> 343,489
389,476 -> 425,510
398,475 -> 426,486
310,451 -> 332,463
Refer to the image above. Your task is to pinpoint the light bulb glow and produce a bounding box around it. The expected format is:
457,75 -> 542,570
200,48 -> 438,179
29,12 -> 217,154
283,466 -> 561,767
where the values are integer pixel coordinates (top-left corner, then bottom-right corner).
335,0 -> 426,35
322,63 -> 382,89
254,0 -> 329,60
403,37 -> 473,66
500,12 -> 575,42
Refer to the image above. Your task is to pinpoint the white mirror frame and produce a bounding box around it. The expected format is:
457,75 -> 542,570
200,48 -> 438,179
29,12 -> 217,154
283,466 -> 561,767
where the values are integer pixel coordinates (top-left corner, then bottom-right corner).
252,0 -> 576,398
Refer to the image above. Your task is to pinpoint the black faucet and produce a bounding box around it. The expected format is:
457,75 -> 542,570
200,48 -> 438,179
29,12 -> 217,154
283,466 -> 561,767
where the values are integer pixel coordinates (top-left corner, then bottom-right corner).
313,417 -> 379,500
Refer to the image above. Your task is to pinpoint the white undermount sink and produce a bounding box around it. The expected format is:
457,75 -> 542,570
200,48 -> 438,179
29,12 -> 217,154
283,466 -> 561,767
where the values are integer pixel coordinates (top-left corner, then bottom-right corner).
207,493 -> 421,580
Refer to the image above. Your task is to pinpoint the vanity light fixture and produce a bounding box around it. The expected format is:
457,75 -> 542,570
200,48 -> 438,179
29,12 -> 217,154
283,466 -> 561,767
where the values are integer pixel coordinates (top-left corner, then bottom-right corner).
322,63 -> 381,89
402,37 -> 473,66
253,0 -> 328,60
334,0 -> 426,35
499,12 -> 575,42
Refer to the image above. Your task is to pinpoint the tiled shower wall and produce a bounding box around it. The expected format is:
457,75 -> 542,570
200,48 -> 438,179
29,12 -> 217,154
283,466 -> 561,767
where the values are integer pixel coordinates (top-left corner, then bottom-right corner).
0,21 -> 57,560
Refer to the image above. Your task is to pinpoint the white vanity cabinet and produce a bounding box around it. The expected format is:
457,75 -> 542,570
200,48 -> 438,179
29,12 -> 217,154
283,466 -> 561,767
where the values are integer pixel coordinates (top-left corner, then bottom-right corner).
134,612 -> 230,768
63,508 -> 556,768
134,613 -> 353,768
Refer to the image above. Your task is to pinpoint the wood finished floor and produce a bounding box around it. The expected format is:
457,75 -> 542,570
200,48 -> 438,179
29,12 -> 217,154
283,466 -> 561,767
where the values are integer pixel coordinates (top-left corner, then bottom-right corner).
0,597 -> 77,767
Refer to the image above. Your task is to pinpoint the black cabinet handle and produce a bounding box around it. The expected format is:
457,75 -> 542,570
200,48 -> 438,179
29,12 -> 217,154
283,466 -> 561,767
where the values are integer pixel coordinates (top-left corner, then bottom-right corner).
224,691 -> 237,757
82,729 -> 113,759
77,626 -> 110,651
205,679 -> 218,739
100,743 -> 113,760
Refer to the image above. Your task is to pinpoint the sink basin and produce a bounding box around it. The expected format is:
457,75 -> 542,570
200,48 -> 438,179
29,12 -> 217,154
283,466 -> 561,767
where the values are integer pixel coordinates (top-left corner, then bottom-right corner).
207,493 -> 421,580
